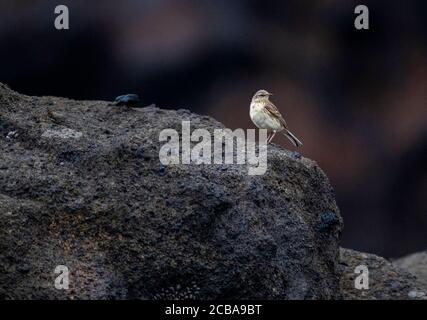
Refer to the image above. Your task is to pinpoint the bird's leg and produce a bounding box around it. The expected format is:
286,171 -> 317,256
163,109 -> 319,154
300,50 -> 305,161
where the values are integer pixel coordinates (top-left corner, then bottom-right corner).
266,131 -> 272,143
268,131 -> 277,143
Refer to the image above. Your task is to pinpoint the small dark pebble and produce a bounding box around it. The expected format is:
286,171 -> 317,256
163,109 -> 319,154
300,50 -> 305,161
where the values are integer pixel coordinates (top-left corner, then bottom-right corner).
114,94 -> 140,106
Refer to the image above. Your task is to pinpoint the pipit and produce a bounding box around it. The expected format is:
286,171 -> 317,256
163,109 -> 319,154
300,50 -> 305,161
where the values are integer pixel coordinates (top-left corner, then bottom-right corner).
250,89 -> 303,146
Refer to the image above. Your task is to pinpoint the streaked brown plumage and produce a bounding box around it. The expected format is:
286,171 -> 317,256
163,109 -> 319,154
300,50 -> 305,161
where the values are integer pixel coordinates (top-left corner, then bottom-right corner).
250,89 -> 302,146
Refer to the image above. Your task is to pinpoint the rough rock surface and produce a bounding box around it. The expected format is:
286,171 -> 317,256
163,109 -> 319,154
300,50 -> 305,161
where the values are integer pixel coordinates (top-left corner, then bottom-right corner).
394,250 -> 427,291
340,248 -> 427,300
0,83 -> 343,299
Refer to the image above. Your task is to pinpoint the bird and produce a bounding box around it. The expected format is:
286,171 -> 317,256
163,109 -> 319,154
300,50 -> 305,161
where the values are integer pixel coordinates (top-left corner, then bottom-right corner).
250,89 -> 303,146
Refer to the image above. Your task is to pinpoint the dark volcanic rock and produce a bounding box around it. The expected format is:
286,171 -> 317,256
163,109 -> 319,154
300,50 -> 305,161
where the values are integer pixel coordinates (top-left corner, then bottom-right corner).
394,250 -> 427,291
340,248 -> 427,300
0,83 -> 342,299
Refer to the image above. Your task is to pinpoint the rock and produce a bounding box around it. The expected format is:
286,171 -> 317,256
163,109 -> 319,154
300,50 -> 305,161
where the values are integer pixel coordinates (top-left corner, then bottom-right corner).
339,248 -> 427,300
393,250 -> 427,291
114,94 -> 140,107
0,83 -> 343,299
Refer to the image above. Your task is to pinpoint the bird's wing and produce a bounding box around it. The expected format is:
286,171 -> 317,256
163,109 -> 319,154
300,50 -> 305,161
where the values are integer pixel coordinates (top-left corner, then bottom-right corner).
264,101 -> 288,128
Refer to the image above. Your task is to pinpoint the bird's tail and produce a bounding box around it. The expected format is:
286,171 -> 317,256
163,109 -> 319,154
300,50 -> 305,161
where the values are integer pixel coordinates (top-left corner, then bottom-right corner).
282,129 -> 303,147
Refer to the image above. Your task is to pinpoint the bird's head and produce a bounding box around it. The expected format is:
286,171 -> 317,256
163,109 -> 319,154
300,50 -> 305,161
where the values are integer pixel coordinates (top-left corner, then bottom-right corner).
252,89 -> 273,102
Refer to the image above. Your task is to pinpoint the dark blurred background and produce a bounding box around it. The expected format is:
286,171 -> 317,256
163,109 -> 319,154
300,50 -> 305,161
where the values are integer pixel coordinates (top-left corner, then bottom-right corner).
0,0 -> 426,258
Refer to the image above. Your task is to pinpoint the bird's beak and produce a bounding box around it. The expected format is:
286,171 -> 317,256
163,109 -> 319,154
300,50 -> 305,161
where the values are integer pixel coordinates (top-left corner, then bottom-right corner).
269,93 -> 274,96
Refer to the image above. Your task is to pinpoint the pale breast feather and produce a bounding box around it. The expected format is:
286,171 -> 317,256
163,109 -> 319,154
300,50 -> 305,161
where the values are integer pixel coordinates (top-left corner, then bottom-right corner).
250,103 -> 282,130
